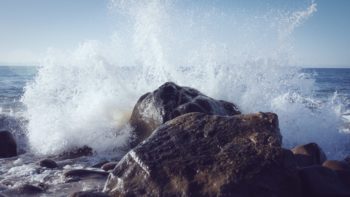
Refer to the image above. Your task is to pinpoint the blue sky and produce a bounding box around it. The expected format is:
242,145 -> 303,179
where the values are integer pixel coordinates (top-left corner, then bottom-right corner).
0,0 -> 349,67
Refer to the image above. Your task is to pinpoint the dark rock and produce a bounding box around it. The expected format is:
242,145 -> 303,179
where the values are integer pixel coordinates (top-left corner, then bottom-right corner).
323,160 -> 350,171
129,82 -> 241,147
0,130 -> 17,158
298,166 -> 350,197
92,160 -> 109,168
0,115 -> 27,154
39,159 -> 58,169
16,184 -> 43,194
59,146 -> 93,159
104,112 -> 301,197
291,143 -> 327,167
101,162 -> 118,171
69,191 -> 110,197
64,169 -> 109,180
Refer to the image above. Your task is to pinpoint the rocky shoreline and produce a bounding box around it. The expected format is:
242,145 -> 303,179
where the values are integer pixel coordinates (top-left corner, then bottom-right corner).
1,82 -> 350,197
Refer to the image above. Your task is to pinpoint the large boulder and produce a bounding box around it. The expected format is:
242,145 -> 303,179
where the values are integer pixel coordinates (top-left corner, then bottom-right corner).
104,112 -> 301,197
0,130 -> 17,158
129,82 -> 241,146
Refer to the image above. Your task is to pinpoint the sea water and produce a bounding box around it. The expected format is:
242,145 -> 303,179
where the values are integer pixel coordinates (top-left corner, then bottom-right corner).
1,0 -> 350,195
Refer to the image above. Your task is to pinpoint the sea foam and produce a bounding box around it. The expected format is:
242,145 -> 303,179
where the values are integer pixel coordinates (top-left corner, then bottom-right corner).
22,0 -> 349,158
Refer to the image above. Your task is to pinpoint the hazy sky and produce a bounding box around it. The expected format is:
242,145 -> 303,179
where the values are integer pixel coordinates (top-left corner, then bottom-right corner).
0,0 -> 349,67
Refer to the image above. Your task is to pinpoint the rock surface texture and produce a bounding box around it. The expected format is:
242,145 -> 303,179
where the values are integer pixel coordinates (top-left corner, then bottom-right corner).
0,130 -> 17,158
104,112 -> 302,197
129,82 -> 241,146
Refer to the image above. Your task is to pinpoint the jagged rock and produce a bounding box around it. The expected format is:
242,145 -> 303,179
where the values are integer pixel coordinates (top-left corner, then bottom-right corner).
69,191 -> 110,197
129,82 -> 241,146
104,112 -> 301,197
39,159 -> 58,169
101,162 -> 118,171
0,130 -> 17,158
291,143 -> 327,167
59,146 -> 93,159
298,166 -> 350,197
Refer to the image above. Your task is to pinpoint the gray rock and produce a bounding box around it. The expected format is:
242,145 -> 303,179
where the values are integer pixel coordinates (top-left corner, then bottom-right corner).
0,130 -> 17,158
129,82 -> 241,147
104,112 -> 301,197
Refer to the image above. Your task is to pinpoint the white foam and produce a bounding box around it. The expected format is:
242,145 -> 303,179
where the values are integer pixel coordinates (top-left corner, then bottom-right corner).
21,1 -> 349,158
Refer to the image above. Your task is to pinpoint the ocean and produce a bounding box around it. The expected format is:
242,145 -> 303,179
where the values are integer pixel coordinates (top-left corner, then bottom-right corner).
1,1 -> 349,196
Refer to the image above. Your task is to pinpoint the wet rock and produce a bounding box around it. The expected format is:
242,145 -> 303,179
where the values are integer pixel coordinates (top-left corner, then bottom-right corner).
101,162 -> 118,171
69,191 -> 110,197
298,166 -> 350,197
322,160 -> 350,171
104,112 -> 301,197
39,159 -> 58,169
92,160 -> 109,168
129,82 -> 241,147
59,146 -> 93,159
64,169 -> 109,180
16,184 -> 44,194
0,130 -> 17,158
291,143 -> 327,167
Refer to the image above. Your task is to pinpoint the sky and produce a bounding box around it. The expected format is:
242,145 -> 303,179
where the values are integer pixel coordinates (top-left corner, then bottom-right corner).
0,0 -> 349,67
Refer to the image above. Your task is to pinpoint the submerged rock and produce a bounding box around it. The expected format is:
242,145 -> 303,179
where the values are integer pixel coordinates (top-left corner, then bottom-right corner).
129,82 -> 241,146
0,130 -> 17,158
59,146 -> 93,159
291,143 -> 327,167
104,112 -> 302,197
39,159 -> 58,169
69,191 -> 110,197
64,169 -> 109,180
16,184 -> 44,194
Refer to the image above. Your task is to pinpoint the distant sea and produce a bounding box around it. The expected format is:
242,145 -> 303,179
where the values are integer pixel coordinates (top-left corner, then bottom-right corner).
0,66 -> 349,116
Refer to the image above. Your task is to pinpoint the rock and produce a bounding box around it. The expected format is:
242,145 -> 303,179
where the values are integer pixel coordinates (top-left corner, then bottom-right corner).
16,184 -> 44,194
323,160 -> 350,171
92,160 -> 109,168
39,159 -> 58,169
69,191 -> 110,197
104,112 -> 301,197
0,130 -> 17,158
291,143 -> 327,167
298,166 -> 350,197
129,82 -> 241,147
59,146 -> 93,159
101,162 -> 118,171
64,169 -> 109,180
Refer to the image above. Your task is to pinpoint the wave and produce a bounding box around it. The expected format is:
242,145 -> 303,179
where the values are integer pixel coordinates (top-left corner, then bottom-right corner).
21,0 -> 349,158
